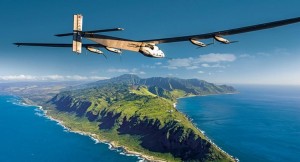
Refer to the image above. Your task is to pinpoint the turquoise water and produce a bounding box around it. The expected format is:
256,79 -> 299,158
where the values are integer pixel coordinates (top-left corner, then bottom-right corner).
0,96 -> 141,162
1,85 -> 300,162
177,85 -> 300,162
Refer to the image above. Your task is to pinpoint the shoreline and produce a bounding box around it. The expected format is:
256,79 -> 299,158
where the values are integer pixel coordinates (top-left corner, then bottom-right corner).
173,96 -> 239,162
31,103 -> 165,162
6,94 -> 167,162
176,92 -> 239,100
16,94 -> 237,162
4,95 -> 151,162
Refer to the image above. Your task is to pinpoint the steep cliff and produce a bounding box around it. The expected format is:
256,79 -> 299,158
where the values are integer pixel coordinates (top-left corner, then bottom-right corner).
47,75 -> 236,161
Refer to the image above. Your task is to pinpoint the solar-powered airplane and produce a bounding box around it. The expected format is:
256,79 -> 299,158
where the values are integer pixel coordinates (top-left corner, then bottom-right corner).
14,14 -> 300,58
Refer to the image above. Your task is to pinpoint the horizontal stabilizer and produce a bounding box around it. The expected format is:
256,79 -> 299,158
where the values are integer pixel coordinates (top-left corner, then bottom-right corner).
55,28 -> 124,37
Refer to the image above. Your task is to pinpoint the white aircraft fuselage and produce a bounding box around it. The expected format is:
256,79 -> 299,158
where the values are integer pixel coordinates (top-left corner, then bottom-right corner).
139,45 -> 165,58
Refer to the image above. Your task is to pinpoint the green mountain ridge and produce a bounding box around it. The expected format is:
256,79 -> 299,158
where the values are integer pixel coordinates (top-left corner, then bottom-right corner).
82,74 -> 236,100
46,75 -> 237,161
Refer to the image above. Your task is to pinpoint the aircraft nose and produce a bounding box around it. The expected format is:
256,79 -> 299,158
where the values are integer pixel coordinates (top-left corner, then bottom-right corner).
160,50 -> 165,58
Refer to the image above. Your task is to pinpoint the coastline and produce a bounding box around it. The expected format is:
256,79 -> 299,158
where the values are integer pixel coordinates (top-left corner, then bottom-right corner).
45,112 -> 168,162
27,102 -> 165,162
176,92 -> 238,100
173,95 -> 239,162
19,94 -> 236,162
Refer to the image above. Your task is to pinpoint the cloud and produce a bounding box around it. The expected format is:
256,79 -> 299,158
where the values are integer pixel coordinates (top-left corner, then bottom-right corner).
142,65 -> 156,69
43,75 -> 64,80
107,68 -> 146,75
201,63 -> 226,68
131,68 -> 140,73
0,75 -> 37,81
65,75 -> 88,80
107,68 -> 129,73
166,57 -> 193,69
139,71 -> 146,75
201,63 -> 210,68
142,62 -> 163,69
198,71 -> 204,74
196,53 -> 236,63
164,66 -> 178,70
239,54 -> 253,58
165,53 -> 236,69
256,48 -> 290,57
89,76 -> 110,80
186,66 -> 199,70
167,73 -> 179,76
129,68 -> 146,75
257,52 -> 271,57
0,75 -> 109,82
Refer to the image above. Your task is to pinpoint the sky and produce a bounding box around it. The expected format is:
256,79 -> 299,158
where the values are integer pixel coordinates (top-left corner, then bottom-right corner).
1,0 -> 300,85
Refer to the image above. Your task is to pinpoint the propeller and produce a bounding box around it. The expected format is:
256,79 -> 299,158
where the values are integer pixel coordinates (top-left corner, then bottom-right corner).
103,53 -> 108,59
120,54 -> 122,62
196,42 -> 214,49
219,40 -> 239,44
119,53 -> 122,62
229,41 -> 239,44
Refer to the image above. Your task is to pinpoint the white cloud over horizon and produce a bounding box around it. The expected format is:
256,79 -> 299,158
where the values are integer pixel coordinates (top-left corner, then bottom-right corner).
107,68 -> 129,73
107,68 -> 146,75
165,53 -> 236,70
0,75 -> 109,82
197,53 -> 236,63
201,63 -> 226,68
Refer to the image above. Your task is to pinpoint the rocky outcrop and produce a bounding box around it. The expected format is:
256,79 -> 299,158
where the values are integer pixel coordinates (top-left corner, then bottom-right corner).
118,116 -> 213,161
50,95 -> 91,117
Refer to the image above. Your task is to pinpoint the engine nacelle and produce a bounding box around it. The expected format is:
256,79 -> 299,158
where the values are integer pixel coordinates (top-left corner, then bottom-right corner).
86,46 -> 104,54
106,47 -> 122,54
214,35 -> 230,44
190,38 -> 207,47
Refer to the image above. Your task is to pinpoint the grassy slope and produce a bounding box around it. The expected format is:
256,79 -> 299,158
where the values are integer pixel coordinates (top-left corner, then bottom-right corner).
46,110 -> 181,161
46,84 -> 235,162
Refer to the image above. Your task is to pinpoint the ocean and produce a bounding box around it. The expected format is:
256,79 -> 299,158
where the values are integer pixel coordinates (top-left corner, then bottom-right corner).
1,85 -> 300,162
0,96 -> 141,162
177,85 -> 300,162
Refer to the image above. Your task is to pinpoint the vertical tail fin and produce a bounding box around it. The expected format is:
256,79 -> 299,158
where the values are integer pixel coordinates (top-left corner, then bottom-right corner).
73,14 -> 83,53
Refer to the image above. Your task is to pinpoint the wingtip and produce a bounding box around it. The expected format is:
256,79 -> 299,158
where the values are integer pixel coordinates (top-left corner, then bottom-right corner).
54,33 -> 73,37
54,34 -> 64,37
13,43 -> 21,47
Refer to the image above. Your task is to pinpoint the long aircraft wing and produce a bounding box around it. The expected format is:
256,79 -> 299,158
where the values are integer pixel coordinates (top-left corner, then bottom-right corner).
14,41 -> 142,52
14,43 -> 104,48
141,16 -> 300,44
